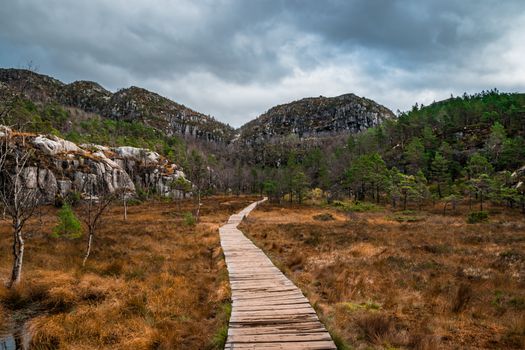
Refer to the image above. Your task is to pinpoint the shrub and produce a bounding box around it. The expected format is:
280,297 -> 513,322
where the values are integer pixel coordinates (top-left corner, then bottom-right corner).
356,313 -> 395,343
52,204 -> 83,239
183,212 -> 196,226
467,211 -> 489,224
390,214 -> 423,222
313,213 -> 334,221
333,200 -> 380,212
307,188 -> 325,204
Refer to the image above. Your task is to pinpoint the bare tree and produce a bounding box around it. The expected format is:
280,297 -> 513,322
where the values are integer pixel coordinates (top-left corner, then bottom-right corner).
169,176 -> 191,210
120,187 -> 134,221
80,178 -> 118,267
0,136 -> 42,287
185,149 -> 207,222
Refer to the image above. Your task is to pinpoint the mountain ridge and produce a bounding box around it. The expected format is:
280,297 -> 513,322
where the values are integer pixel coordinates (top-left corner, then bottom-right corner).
0,68 -> 235,143
0,68 -> 395,146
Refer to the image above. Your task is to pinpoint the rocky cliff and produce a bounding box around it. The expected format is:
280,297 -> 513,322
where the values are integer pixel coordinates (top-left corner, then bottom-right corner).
231,94 -> 395,165
237,94 -> 395,145
0,127 -> 188,202
0,69 -> 234,143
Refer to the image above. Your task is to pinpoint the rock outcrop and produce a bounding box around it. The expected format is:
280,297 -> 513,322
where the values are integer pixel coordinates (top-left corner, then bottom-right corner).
512,165 -> 525,191
1,129 -> 189,202
104,87 -> 233,142
59,80 -> 112,113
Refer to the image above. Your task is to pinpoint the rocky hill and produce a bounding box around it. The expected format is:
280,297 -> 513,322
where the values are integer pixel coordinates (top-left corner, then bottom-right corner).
0,126 -> 188,202
0,68 -> 234,143
237,94 -> 395,145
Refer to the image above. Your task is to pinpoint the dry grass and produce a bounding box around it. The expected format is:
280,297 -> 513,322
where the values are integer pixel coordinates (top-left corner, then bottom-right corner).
0,195 -> 259,349
240,201 -> 525,349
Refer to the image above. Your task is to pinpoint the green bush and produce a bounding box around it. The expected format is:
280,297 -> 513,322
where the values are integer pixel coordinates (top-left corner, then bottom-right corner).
333,200 -> 380,212
183,212 -> 196,226
390,214 -> 423,223
53,204 -> 83,239
467,211 -> 489,224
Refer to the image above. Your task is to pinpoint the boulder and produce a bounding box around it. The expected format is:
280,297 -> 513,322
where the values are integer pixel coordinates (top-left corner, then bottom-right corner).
38,168 -> 57,200
33,135 -> 80,155
113,146 -> 160,164
512,165 -> 525,191
57,179 -> 72,197
0,125 -> 12,138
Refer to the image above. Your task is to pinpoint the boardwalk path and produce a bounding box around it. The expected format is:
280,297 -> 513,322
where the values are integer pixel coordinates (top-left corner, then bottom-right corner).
219,198 -> 336,349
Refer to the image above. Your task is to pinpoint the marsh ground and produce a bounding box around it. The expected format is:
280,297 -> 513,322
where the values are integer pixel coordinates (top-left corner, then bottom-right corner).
0,195 -> 258,350
240,201 -> 525,349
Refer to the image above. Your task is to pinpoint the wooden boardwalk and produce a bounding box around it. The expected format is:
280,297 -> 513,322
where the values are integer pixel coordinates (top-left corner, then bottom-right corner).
219,198 -> 336,350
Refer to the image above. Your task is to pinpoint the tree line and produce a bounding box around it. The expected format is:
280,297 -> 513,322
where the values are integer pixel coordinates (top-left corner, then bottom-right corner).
208,90 -> 525,212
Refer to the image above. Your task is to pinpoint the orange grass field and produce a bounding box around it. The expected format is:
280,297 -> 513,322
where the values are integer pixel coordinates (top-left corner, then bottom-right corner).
0,196 -> 259,349
240,202 -> 525,350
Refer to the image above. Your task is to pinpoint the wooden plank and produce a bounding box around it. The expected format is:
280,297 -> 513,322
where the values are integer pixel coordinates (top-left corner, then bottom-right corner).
227,332 -> 333,343
225,340 -> 337,350
219,198 -> 336,349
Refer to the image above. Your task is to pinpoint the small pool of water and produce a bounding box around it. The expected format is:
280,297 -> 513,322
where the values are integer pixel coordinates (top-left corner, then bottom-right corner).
0,322 -> 31,350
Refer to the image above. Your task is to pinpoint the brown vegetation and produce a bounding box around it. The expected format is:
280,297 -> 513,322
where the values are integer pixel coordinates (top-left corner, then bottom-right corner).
0,196 -> 258,349
240,201 -> 525,349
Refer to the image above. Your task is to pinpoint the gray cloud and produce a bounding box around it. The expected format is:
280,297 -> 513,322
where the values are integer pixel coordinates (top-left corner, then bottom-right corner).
0,0 -> 524,126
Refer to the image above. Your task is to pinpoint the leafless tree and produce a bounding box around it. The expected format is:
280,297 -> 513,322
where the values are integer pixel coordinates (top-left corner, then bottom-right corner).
80,178 -> 119,267
169,176 -> 191,210
0,136 -> 42,288
120,187 -> 134,221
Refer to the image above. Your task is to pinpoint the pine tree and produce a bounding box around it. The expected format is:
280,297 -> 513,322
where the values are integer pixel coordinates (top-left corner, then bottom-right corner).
469,174 -> 491,211
290,170 -> 309,204
404,137 -> 425,174
53,203 -> 83,239
431,152 -> 450,198
485,121 -> 507,165
467,153 -> 493,179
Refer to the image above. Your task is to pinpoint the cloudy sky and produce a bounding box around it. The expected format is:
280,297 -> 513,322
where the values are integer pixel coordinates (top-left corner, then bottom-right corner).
1,0 -> 524,127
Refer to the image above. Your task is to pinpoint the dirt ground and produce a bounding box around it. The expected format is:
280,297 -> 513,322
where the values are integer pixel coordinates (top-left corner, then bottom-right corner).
0,195 -> 259,350
240,201 -> 525,349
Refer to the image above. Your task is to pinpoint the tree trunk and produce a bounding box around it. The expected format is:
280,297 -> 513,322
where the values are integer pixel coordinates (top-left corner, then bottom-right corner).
403,193 -> 407,211
480,192 -> 483,211
83,232 -> 93,267
195,190 -> 201,222
123,197 -> 128,221
8,220 -> 24,288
